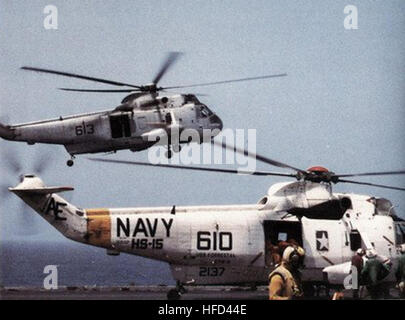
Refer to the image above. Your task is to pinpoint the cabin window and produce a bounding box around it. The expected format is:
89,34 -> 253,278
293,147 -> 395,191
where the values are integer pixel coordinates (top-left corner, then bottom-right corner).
278,232 -> 288,242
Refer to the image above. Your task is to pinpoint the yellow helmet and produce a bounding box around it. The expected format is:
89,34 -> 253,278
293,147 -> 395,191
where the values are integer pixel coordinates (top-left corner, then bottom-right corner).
282,245 -> 305,266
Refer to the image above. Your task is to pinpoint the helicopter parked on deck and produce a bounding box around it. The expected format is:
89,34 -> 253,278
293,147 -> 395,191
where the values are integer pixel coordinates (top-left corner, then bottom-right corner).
8,141 -> 405,299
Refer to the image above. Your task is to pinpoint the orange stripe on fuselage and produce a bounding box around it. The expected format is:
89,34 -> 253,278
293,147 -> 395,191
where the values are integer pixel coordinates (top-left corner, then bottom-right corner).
85,208 -> 111,248
86,208 -> 110,216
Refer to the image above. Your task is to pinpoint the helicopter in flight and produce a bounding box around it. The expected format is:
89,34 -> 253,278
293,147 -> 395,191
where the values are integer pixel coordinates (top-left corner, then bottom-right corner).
8,141 -> 405,299
0,52 -> 286,166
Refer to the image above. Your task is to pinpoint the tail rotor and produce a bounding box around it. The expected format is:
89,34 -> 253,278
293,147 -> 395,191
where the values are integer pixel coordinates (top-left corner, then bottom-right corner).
0,146 -> 56,236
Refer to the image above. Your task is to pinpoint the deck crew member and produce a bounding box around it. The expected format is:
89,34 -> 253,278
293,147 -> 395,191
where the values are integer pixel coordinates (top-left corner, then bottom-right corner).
268,245 -> 305,300
361,249 -> 391,299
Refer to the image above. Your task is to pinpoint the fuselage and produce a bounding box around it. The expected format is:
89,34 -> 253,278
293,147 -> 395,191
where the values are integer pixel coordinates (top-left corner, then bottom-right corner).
1,94 -> 222,156
10,176 -> 405,286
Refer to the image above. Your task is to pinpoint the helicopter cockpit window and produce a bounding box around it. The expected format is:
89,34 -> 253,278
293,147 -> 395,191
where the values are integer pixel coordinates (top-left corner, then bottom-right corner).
375,198 -> 396,216
185,95 -> 200,104
199,105 -> 213,118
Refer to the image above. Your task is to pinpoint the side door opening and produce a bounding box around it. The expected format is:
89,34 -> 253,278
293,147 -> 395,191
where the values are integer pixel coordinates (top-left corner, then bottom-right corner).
263,220 -> 303,267
109,114 -> 131,139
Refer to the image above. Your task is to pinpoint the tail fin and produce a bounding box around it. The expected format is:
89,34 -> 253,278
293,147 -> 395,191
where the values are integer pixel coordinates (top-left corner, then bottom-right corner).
10,175 -> 86,241
0,122 -> 15,140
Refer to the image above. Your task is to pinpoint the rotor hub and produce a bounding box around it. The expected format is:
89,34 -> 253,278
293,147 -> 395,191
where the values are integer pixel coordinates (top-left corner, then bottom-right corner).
307,166 -> 329,173
141,83 -> 158,93
304,166 -> 338,183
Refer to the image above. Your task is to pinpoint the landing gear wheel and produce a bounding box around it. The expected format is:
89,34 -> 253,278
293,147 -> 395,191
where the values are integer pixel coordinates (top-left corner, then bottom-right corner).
173,145 -> 182,153
165,150 -> 173,159
167,288 -> 181,300
67,159 -> 74,167
178,284 -> 187,294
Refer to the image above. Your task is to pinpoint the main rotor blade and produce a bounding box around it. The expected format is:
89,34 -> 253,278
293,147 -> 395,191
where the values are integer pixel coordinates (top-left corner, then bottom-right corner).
59,88 -> 138,93
162,73 -> 287,90
87,158 -> 297,178
153,52 -> 183,85
160,89 -> 209,97
212,140 -> 306,174
21,66 -> 142,89
337,170 -> 405,178
337,178 -> 405,191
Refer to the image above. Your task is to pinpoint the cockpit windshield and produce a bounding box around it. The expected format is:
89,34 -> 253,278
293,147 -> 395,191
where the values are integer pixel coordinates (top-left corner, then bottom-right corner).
199,105 -> 214,118
185,94 -> 200,104
375,198 -> 396,216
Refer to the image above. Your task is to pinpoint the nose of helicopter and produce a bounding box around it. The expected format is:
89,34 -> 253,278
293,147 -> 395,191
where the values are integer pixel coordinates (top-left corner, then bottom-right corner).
210,114 -> 223,131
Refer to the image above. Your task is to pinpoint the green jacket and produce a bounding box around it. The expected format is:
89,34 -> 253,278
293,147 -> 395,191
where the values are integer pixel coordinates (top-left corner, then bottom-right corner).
361,257 -> 390,286
395,253 -> 405,283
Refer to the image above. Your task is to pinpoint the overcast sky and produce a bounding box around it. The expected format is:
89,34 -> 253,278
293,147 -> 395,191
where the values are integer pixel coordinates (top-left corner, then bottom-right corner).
0,0 -> 404,242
